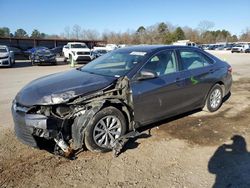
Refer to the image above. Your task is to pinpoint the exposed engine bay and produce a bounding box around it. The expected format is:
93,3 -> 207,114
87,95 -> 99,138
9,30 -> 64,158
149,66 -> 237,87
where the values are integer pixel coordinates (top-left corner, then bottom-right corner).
13,76 -> 140,159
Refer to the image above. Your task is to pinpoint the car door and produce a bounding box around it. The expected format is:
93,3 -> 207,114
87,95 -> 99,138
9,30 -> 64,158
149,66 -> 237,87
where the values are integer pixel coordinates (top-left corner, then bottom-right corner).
131,50 -> 188,125
177,49 -> 215,109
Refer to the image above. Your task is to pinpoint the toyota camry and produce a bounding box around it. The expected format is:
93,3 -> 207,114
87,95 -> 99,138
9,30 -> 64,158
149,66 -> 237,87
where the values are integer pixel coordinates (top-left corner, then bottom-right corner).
12,45 -> 232,157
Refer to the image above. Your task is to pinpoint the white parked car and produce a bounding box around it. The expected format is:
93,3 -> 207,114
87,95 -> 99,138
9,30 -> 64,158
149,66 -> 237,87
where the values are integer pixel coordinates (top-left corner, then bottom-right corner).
118,44 -> 127,48
231,44 -> 250,53
0,45 -> 15,67
63,42 -> 94,63
105,44 -> 118,51
173,40 -> 197,47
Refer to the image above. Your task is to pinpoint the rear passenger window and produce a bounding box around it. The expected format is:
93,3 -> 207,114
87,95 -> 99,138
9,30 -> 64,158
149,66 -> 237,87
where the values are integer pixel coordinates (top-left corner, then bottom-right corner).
179,50 -> 212,70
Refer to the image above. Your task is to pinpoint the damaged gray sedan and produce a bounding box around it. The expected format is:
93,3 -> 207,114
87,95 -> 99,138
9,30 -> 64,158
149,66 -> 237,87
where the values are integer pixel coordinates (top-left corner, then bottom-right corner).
12,45 -> 232,157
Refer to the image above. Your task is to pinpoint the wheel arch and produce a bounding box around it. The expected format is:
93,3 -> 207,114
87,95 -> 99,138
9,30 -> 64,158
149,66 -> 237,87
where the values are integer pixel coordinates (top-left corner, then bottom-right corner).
101,100 -> 133,132
215,81 -> 225,97
203,81 -> 225,107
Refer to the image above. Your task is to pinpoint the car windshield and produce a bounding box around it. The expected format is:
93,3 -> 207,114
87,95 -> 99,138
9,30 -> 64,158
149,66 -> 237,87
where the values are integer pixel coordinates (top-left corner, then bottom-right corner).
36,49 -> 51,55
71,44 -> 88,48
0,48 -> 7,52
80,50 -> 146,77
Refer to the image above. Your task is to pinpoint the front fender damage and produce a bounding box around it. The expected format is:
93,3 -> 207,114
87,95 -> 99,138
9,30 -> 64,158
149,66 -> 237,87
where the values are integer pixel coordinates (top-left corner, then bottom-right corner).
50,76 -> 137,158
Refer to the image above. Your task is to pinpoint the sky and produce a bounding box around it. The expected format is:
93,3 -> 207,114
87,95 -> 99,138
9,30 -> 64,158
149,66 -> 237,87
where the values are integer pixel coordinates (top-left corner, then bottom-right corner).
1,0 -> 250,36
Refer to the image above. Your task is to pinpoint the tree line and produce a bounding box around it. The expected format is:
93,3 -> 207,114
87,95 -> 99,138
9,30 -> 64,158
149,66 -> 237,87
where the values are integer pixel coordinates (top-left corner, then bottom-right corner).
0,27 -> 47,39
0,21 -> 250,44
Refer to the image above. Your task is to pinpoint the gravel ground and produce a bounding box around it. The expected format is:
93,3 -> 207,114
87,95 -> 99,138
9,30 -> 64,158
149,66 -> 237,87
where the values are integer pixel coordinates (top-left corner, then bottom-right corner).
1,52 -> 250,188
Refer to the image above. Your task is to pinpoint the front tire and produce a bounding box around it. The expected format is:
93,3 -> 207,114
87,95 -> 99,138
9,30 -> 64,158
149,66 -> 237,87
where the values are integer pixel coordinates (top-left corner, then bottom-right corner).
84,107 -> 127,152
204,84 -> 223,112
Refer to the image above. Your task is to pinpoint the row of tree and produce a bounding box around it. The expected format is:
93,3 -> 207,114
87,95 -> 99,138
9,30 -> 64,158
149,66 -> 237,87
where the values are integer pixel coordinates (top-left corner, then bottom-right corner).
0,27 -> 50,39
103,21 -> 243,44
1,21 -> 250,44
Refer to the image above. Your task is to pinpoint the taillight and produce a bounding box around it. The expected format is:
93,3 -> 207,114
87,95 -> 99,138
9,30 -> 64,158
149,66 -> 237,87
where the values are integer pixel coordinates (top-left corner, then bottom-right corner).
228,66 -> 232,73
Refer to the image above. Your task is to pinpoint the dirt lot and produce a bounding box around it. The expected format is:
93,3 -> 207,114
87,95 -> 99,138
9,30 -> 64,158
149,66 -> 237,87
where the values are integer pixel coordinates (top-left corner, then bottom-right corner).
1,52 -> 250,188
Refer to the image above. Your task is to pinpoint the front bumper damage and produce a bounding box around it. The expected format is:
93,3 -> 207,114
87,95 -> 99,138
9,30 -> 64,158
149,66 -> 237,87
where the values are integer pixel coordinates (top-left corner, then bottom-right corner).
12,76 -> 137,159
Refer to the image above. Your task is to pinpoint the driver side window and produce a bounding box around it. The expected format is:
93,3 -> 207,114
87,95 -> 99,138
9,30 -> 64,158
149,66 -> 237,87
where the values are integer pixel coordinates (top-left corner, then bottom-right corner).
142,50 -> 177,76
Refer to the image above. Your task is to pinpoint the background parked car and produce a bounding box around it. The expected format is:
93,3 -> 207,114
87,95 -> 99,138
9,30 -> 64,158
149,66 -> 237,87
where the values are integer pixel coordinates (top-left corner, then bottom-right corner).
51,46 -> 63,57
9,47 -> 26,60
215,45 -> 225,50
245,48 -> 250,53
231,44 -> 250,53
0,45 -> 15,67
30,48 -> 56,65
224,44 -> 234,50
105,44 -> 118,51
207,45 -> 216,50
92,49 -> 108,59
63,42 -> 94,63
24,46 -> 49,60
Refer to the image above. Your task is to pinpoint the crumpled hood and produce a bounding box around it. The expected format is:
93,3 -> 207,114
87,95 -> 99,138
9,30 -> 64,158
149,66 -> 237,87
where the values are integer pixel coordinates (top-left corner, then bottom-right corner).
15,69 -> 117,106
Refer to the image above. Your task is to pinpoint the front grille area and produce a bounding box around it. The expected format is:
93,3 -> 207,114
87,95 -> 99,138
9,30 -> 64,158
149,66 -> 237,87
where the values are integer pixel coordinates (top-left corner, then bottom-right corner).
76,56 -> 91,61
77,51 -> 90,55
1,60 -> 9,65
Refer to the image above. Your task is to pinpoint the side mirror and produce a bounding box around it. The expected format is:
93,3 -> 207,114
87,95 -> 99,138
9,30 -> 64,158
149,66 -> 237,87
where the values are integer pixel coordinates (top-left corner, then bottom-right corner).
137,70 -> 157,81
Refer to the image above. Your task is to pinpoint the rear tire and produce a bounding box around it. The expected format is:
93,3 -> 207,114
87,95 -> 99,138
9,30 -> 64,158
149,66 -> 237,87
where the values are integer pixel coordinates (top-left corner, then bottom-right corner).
84,107 -> 127,152
204,84 -> 223,112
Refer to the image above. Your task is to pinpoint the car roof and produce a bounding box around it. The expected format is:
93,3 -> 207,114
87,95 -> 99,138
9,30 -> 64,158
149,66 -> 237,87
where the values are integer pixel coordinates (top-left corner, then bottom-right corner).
115,45 -> 199,53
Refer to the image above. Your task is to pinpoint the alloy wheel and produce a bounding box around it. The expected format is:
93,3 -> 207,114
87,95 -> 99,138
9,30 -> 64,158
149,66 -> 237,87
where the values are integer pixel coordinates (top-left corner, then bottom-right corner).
209,88 -> 222,109
93,115 -> 122,148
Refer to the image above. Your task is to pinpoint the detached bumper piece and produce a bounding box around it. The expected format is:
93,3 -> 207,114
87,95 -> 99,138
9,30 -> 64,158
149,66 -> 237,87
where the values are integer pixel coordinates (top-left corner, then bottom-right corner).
13,110 -> 38,148
110,130 -> 142,157
13,107 -> 56,143
12,106 -> 75,159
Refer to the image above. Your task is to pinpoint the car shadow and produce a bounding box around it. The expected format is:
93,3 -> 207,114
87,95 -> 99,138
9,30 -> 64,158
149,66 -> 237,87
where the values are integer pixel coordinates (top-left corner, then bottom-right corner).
0,61 -> 32,68
34,61 -> 68,66
137,108 -> 202,133
12,61 -> 32,68
208,135 -> 250,187
118,108 -> 202,155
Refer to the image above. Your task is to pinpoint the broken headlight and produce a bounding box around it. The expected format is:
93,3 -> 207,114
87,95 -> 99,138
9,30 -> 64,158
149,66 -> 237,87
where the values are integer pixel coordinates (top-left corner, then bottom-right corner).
42,91 -> 76,104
